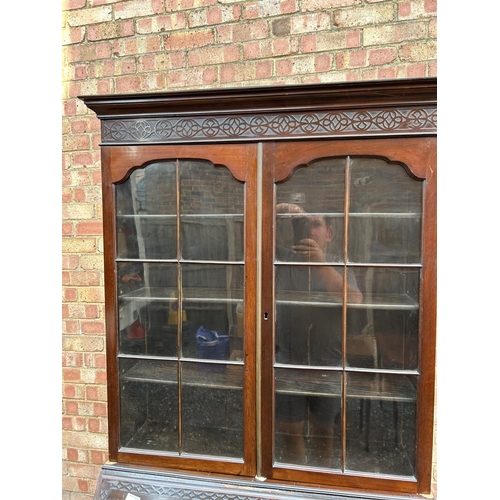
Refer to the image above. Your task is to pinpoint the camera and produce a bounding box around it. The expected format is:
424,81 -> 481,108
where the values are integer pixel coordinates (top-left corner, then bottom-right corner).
292,216 -> 309,246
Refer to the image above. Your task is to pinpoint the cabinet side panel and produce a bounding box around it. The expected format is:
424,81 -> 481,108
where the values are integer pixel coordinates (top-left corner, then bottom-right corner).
102,146 -> 120,460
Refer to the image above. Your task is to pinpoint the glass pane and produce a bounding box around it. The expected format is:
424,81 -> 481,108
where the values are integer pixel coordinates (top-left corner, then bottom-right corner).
181,216 -> 244,261
119,359 -> 178,453
349,158 -> 422,264
276,158 -> 345,264
275,368 -> 342,469
345,372 -> 417,477
346,267 -> 419,370
181,363 -> 243,458
180,160 -> 244,262
116,162 -> 177,260
275,265 -> 346,367
181,264 -> 244,361
117,262 -> 177,356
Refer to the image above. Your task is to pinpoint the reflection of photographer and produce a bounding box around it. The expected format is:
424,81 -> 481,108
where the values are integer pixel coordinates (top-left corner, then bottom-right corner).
276,203 -> 362,304
275,203 -> 362,467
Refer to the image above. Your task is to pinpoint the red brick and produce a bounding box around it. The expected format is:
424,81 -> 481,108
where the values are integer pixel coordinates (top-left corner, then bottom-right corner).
62,188 -> 73,203
88,417 -> 101,431
97,79 -> 113,94
348,49 -> 367,68
62,271 -> 70,285
64,368 -> 81,382
95,370 -> 108,384
207,7 -> 222,24
407,62 -> 426,77
102,59 -> 116,76
368,48 -> 397,66
74,65 -> 88,80
85,305 -> 101,319
281,0 -> 298,14
346,70 -> 361,81
139,54 -> 156,72
116,76 -> 142,92
346,29 -> 361,48
425,0 -> 437,13
276,59 -> 293,77
77,479 -> 89,492
82,321 -> 105,334
63,0 -> 87,10
63,287 -> 78,302
188,45 -> 238,67
218,21 -> 269,44
90,450 -> 108,465
164,29 -> 214,50
62,417 -> 74,430
76,221 -> 103,235
62,133 -> 91,152
93,402 -> 108,417
63,255 -> 80,270
63,320 -> 79,334
256,61 -> 272,79
86,386 -> 99,400
377,67 -> 396,79
66,448 -> 80,461
65,401 -> 80,414
315,54 -> 332,72
63,384 -> 77,399
398,2 -> 411,18
243,4 -> 259,20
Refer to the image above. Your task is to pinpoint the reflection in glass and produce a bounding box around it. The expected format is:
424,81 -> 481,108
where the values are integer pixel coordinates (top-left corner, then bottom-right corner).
119,359 -> 178,453
276,159 -> 345,264
117,263 -> 177,356
181,363 -> 243,458
181,264 -> 244,360
116,162 -> 177,260
275,265 -> 344,367
275,368 -> 342,469
274,155 -> 422,478
349,158 -> 422,264
181,216 -> 244,261
345,372 -> 417,477
180,161 -> 244,262
346,267 -> 419,370
115,158 -> 246,466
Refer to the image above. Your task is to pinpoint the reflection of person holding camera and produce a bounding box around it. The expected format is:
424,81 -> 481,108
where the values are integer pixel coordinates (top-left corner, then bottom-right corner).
275,203 -> 362,467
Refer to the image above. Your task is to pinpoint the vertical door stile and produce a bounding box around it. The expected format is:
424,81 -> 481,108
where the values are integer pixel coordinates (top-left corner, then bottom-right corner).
176,159 -> 182,455
255,142 -> 264,480
341,156 -> 351,472
259,141 -> 275,479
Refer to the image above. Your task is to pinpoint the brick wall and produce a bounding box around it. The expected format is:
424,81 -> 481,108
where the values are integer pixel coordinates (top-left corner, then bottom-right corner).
62,1 -> 437,498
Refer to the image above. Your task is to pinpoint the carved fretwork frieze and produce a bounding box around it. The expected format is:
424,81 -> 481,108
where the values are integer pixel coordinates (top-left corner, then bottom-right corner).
101,107 -> 437,144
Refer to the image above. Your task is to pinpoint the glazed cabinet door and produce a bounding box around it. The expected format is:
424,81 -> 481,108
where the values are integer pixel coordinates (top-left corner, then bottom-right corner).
260,138 -> 436,493
101,144 -> 258,476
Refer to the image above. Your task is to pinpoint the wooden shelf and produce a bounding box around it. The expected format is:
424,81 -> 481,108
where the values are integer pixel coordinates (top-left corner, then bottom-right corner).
122,359 -> 415,402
